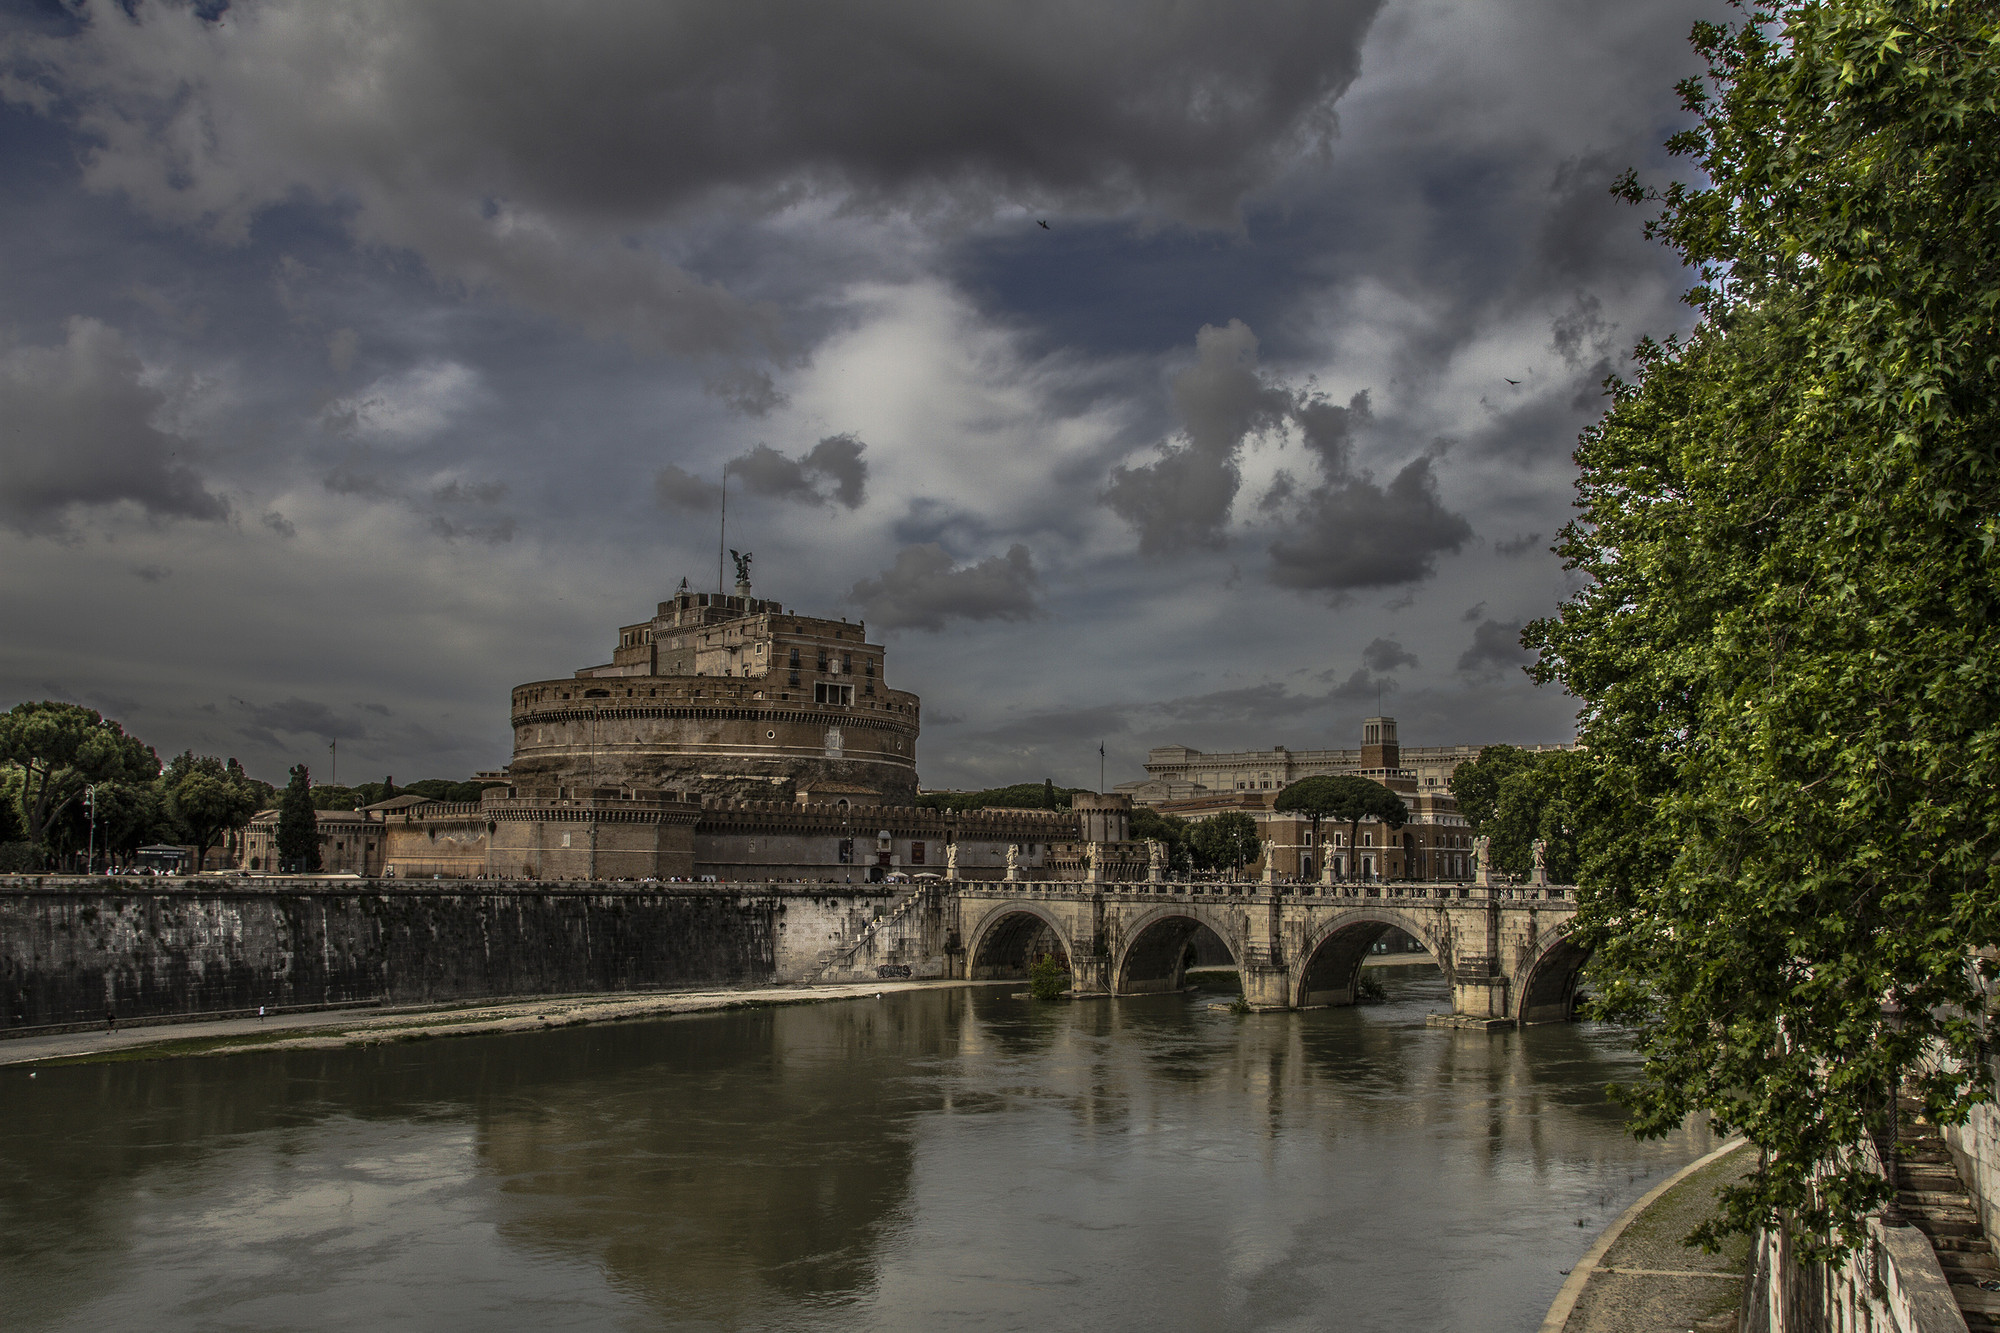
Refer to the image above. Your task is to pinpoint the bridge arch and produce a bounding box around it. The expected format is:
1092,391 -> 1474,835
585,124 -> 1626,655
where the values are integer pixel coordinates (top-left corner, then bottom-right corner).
1515,925 -> 1590,1025
1293,908 -> 1449,1009
964,902 -> 1077,982
1111,904 -> 1243,996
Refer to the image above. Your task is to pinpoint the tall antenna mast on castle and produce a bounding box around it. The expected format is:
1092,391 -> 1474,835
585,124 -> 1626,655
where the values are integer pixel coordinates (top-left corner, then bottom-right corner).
715,463 -> 729,595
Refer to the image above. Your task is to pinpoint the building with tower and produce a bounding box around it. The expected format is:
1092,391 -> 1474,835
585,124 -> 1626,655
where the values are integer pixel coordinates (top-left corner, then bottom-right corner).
507,570 -> 919,804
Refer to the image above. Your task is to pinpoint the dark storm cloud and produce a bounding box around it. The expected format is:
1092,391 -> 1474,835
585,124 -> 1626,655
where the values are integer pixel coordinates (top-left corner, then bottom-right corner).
657,437 -> 870,515
964,674 -> 1374,764
849,543 -> 1040,632
233,695 -> 352,748
431,480 -> 506,506
1101,319 -> 1470,595
0,317 -> 228,536
321,466 -> 393,499
1456,618 -> 1532,677
1102,320 -> 1293,552
1295,390 -> 1370,474
1324,668 -> 1394,703
7,0 -> 1385,364
1493,532 -> 1542,557
953,703 -> 1136,762
260,510 -> 297,538
1361,637 -> 1417,672
654,465 -> 721,513
1266,456 -> 1472,593
702,367 -> 786,419
129,563 -> 171,582
429,514 -> 515,544
730,434 -> 869,510
892,497 -> 995,553
428,478 -> 515,542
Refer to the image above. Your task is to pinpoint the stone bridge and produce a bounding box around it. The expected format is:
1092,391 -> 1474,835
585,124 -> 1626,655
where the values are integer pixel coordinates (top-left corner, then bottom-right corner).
948,880 -> 1585,1027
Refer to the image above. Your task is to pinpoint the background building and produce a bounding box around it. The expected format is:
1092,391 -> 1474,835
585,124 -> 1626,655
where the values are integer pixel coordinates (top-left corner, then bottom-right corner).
1121,720 -> 1573,804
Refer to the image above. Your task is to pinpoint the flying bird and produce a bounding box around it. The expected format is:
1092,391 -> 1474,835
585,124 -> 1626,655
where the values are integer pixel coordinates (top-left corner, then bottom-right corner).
1504,378 -> 1520,385
1037,220 -> 1050,230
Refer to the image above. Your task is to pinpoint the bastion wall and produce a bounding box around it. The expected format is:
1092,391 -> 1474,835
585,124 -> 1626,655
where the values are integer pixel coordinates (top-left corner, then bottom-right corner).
508,676 -> 921,803
0,878 -> 902,1033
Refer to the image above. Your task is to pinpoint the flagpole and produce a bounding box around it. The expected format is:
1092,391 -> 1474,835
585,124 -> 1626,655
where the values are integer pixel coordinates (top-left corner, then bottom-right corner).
329,739 -> 336,787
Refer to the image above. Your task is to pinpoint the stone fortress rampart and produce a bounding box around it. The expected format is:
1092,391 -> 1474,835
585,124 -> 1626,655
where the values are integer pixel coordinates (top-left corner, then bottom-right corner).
509,583 -> 918,803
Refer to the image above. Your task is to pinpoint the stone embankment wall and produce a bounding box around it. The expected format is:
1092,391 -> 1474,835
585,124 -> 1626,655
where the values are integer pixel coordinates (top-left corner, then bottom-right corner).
1745,1220 -> 1968,1333
1742,1132 -> 1972,1333
0,877 -> 906,1031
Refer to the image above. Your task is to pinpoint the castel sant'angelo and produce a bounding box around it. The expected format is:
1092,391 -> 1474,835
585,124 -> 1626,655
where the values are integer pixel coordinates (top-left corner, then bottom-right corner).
244,564 -> 1515,884
508,571 -> 921,804
247,567 -> 1101,882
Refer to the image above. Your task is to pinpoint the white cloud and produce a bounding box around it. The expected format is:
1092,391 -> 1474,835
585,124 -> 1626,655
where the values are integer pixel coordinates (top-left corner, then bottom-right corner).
322,361 -> 481,444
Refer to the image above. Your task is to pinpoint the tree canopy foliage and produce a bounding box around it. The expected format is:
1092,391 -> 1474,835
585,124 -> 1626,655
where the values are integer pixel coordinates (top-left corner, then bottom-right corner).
1189,810 -> 1262,872
1449,747 -> 1602,881
275,765 -> 322,873
308,777 -> 501,810
1274,775 -> 1408,875
163,752 -> 265,873
1129,806 -> 1194,872
1446,745 -> 1541,833
1524,0 -> 2000,1257
0,701 -> 158,863
916,780 -> 1090,812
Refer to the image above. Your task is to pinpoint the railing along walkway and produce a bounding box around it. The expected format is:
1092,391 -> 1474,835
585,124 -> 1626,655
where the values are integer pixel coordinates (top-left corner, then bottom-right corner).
954,879 -> 1575,904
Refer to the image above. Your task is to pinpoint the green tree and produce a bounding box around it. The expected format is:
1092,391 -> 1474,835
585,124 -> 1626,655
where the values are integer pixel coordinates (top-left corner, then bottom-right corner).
1274,774 -> 1409,878
1482,751 -> 1605,881
164,753 -> 263,873
1028,953 -> 1070,1001
275,765 -> 321,873
1445,745 -> 1540,833
1129,806 -> 1193,872
0,701 -> 158,864
1190,810 -> 1262,874
915,782 -> 1089,813
0,766 -> 23,844
1524,0 -> 2000,1257
92,781 -> 171,865
309,783 -> 363,811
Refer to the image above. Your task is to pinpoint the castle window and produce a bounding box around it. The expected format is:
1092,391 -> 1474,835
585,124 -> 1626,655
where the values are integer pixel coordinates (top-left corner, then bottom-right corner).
789,671 -> 801,686
789,647 -> 800,668
815,682 -> 854,706
841,653 -> 852,674
911,841 -> 926,865
865,659 -> 875,677
817,649 -> 828,672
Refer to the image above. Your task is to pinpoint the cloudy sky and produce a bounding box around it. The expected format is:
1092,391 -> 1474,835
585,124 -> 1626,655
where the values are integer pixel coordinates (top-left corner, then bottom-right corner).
0,0 -> 1723,789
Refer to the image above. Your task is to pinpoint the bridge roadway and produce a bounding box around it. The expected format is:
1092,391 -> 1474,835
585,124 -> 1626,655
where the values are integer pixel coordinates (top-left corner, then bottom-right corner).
948,880 -> 1585,1026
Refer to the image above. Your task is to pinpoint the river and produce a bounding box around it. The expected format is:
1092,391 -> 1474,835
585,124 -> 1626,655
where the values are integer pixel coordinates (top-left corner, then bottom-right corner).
0,966 -> 1709,1332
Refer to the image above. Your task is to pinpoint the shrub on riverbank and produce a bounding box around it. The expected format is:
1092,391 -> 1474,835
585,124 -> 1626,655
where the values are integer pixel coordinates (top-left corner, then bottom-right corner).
1028,955 -> 1069,1001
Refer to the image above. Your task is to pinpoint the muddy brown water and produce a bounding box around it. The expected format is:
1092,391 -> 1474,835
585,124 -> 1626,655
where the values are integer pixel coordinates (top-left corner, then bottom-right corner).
0,967 -> 1709,1332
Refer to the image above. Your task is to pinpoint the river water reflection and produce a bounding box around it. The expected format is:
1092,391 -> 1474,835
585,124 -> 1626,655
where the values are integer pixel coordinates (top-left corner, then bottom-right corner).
1,968 -> 1708,1332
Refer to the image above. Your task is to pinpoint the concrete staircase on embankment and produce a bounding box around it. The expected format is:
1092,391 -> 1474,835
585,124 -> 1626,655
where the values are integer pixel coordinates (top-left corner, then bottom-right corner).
810,883 -> 935,982
1897,1100 -> 2000,1329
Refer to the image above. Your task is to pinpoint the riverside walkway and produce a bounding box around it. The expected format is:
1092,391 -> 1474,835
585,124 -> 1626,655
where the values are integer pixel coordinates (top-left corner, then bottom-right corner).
1543,1138 -> 1755,1333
